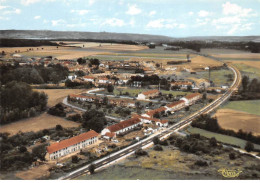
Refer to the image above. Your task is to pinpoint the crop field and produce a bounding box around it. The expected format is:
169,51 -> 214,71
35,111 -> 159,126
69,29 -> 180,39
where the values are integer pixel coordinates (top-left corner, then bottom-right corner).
212,53 -> 260,60
35,89 -> 87,107
201,48 -> 251,54
229,63 -> 260,79
186,127 -> 260,149
0,113 -> 80,136
215,109 -> 260,136
221,100 -> 260,116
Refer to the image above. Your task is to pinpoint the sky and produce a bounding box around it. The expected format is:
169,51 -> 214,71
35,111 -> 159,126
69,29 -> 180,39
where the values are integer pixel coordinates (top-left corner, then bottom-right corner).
0,0 -> 260,37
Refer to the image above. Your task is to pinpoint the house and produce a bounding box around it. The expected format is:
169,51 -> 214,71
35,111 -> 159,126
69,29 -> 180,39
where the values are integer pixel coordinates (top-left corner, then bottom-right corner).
103,132 -> 116,140
165,100 -> 186,112
83,76 -> 95,83
155,120 -> 169,127
68,75 -> 77,81
101,118 -> 142,136
97,77 -> 111,84
137,89 -> 160,100
180,93 -> 202,106
170,81 -> 193,90
143,106 -> 167,118
46,130 -> 99,160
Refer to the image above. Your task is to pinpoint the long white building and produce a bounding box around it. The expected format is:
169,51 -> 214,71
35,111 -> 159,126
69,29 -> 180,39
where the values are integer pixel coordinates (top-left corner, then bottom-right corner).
46,130 -> 99,160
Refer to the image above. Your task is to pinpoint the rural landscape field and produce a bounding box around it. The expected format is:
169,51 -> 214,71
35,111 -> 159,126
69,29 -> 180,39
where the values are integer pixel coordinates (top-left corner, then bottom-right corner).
1,0 -> 260,181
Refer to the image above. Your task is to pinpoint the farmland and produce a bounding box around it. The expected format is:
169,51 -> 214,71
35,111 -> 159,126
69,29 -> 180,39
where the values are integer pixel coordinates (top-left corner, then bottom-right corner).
186,127 -> 260,149
35,89 -> 87,107
215,109 -> 260,136
0,113 -> 80,136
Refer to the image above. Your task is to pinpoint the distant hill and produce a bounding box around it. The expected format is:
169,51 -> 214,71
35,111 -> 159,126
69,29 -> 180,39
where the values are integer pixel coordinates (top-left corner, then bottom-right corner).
0,30 -> 259,43
0,30 -> 174,43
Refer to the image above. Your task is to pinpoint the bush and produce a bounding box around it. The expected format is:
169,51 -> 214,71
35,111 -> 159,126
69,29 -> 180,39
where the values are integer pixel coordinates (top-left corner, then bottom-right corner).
209,137 -> 217,147
194,160 -> 208,166
154,145 -> 163,151
135,149 -> 148,156
56,124 -> 63,131
159,140 -> 168,146
72,155 -> 79,163
88,164 -> 96,174
229,152 -> 236,160
19,146 -> 27,153
153,137 -> 160,145
245,141 -> 254,152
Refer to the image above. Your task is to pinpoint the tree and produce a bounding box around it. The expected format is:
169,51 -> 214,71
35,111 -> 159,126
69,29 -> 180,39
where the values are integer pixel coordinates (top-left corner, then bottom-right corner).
242,76 -> 249,92
209,137 -> 217,147
75,70 -> 85,77
56,124 -> 63,131
82,109 -> 106,133
72,155 -> 79,163
88,164 -> 96,174
153,137 -> 160,145
155,63 -> 160,68
185,106 -> 190,111
77,58 -> 86,65
19,146 -> 27,153
32,144 -> 47,161
245,141 -> 254,152
202,93 -> 207,100
107,84 -> 114,93
229,152 -> 236,160
103,96 -> 108,105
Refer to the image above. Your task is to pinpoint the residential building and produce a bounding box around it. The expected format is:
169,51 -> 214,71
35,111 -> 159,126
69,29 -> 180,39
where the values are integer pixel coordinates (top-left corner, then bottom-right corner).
83,76 -> 95,82
180,93 -> 202,106
101,118 -> 142,136
165,100 -> 186,112
46,130 -> 99,160
143,106 -> 167,118
137,89 -> 160,100
170,81 -> 193,90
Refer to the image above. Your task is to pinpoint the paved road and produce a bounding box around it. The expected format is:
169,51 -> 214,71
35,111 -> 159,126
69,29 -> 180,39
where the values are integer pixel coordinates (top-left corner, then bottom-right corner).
58,60 -> 244,180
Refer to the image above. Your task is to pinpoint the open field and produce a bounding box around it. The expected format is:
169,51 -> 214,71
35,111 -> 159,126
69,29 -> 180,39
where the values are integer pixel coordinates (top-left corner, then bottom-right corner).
35,89 -> 87,106
212,53 -> 260,60
94,44 -> 148,51
227,63 -> 260,79
215,109 -> 260,136
201,48 -> 251,54
220,100 -> 260,116
0,113 -> 80,136
186,127 -> 260,149
113,88 -> 190,97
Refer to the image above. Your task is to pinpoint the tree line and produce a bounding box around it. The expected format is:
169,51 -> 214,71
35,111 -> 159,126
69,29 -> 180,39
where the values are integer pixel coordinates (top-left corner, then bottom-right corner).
0,81 -> 48,124
191,114 -> 260,145
0,38 -> 58,47
0,64 -> 69,85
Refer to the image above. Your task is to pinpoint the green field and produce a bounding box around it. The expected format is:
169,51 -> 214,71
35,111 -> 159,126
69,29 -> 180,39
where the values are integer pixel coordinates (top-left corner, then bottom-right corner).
221,100 -> 260,116
113,88 -> 191,97
232,63 -> 260,79
186,127 -> 260,149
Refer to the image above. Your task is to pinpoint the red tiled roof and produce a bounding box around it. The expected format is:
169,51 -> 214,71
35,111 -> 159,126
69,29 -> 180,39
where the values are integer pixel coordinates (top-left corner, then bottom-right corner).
166,100 -> 185,108
142,89 -> 159,96
184,93 -> 202,100
160,119 -> 169,124
105,132 -> 116,138
84,76 -> 95,79
146,106 -> 167,117
107,118 -> 141,132
47,130 -> 99,154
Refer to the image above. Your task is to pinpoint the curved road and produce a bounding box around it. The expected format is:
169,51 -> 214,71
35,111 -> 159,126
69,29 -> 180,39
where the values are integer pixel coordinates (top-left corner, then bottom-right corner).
59,57 -> 242,180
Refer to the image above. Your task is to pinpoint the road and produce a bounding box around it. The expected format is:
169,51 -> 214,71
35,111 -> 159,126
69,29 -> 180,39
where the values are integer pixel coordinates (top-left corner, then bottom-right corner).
58,60 -> 243,180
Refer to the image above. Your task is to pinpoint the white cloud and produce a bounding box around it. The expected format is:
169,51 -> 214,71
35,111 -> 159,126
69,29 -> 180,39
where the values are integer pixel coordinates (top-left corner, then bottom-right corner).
88,0 -> 95,5
0,5 -> 8,10
129,18 -> 135,26
51,19 -> 65,26
146,19 -> 184,29
102,18 -> 125,27
188,11 -> 194,15
71,9 -> 89,15
126,4 -> 141,15
222,2 -> 253,17
34,15 -> 41,19
198,10 -> 210,17
2,7 -> 21,15
21,0 -> 56,6
196,18 -> 211,26
149,10 -> 156,16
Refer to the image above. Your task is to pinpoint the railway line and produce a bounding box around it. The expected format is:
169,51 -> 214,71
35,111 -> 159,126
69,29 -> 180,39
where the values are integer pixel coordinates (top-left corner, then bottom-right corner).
59,58 -> 241,180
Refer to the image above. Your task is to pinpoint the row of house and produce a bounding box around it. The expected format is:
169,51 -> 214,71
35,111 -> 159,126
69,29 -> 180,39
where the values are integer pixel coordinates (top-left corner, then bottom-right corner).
69,94 -> 136,108
137,89 -> 160,100
46,130 -> 99,161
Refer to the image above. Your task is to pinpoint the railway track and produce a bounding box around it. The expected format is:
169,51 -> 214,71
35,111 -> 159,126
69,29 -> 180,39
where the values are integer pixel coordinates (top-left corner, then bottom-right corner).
59,58 -> 241,180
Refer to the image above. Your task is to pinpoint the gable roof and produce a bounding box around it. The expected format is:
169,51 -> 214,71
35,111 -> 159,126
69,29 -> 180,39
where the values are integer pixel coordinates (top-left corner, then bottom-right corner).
107,118 -> 141,132
142,89 -> 159,96
166,100 -> 185,108
47,130 -> 99,154
184,93 -> 202,100
146,106 -> 167,117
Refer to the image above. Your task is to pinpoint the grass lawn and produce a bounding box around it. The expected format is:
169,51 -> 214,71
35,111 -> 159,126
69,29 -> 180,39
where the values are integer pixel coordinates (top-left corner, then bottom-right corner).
221,100 -> 260,116
186,127 -> 260,149
232,63 -> 260,79
198,69 -> 233,86
113,88 -> 191,97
